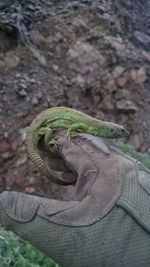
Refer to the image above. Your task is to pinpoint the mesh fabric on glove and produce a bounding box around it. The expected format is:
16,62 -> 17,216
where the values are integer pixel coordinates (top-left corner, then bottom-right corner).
0,130 -> 150,267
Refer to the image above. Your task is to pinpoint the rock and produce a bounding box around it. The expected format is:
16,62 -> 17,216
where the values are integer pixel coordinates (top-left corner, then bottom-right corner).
67,1 -> 80,9
130,69 -> 137,80
112,66 -> 125,79
30,30 -> 47,45
115,89 -> 130,100
29,78 -> 36,84
130,67 -> 146,84
0,0 -> 12,9
68,41 -> 106,65
136,67 -> 147,84
15,73 -> 21,78
36,91 -> 43,100
52,64 -> 59,71
0,81 -> 5,95
15,155 -> 27,167
53,32 -> 63,43
25,186 -> 36,194
93,94 -> 102,105
105,36 -> 125,51
134,31 -> 150,45
95,111 -> 105,120
19,83 -> 27,89
72,17 -> 87,29
115,75 -> 128,88
17,89 -> 27,97
68,41 -> 93,58
27,4 -> 36,11
0,52 -> 20,69
0,140 -> 10,153
73,74 -> 85,87
1,151 -> 14,160
32,97 -> 39,105
3,132 -> 9,138
28,177 -> 37,185
111,40 -> 125,51
31,47 -> 47,66
116,99 -> 138,113
98,12 -> 114,26
105,79 -> 115,91
102,95 -> 114,110
142,51 -> 150,62
128,133 -> 144,150
23,75 -> 36,84
115,73 -> 128,88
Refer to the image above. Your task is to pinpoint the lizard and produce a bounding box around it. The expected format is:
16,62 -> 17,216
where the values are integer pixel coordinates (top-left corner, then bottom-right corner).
25,106 -> 129,184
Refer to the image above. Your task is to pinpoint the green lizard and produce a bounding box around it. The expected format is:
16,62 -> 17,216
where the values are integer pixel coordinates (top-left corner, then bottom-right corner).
25,106 -> 128,184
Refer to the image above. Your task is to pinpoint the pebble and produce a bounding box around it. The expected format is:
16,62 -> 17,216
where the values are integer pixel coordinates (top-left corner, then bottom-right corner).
72,17 -> 87,29
97,5 -> 106,14
111,40 -> 125,51
0,140 -> 10,153
0,53 -> 20,69
115,76 -> 128,88
27,4 -> 36,11
29,78 -> 36,84
0,0 -> 12,9
52,64 -> 59,71
130,67 -> 146,84
15,155 -> 27,167
1,151 -> 13,160
67,1 -> 80,9
17,89 -> 27,97
19,83 -> 27,89
136,67 -> 147,84
115,89 -> 130,100
15,73 -> 21,78
73,74 -> 85,87
32,97 -> 39,105
116,99 -> 138,113
25,186 -> 36,194
134,31 -> 150,45
142,51 -> 150,62
112,66 -> 125,79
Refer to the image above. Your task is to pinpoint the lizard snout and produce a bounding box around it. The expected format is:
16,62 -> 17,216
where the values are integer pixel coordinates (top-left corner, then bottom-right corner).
119,127 -> 129,137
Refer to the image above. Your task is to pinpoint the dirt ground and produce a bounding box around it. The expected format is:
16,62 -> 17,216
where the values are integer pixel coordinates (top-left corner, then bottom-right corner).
0,0 -> 150,196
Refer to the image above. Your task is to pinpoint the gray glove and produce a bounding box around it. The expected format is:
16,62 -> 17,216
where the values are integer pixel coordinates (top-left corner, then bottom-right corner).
0,130 -> 150,267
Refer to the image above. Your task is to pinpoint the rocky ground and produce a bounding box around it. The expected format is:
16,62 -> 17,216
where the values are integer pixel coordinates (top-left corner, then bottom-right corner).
0,0 -> 150,196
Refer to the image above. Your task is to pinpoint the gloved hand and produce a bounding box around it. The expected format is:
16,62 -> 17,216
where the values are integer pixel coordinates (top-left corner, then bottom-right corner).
0,129 -> 150,267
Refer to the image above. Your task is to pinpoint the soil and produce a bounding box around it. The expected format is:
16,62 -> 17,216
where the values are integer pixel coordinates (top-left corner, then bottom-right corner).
0,0 -> 150,196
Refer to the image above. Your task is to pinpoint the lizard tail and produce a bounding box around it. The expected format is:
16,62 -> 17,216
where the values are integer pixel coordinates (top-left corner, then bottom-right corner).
25,127 -> 46,172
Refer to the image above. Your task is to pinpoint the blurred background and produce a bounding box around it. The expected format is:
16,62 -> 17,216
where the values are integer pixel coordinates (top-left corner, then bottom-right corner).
0,0 -> 150,266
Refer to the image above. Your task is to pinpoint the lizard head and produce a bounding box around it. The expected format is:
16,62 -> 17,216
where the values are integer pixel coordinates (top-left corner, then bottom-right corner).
92,122 -> 129,139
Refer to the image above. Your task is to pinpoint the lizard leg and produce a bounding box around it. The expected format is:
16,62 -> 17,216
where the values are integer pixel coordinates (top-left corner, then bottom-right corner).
38,127 -> 58,151
67,123 -> 89,140
38,127 -> 52,137
38,127 -> 53,144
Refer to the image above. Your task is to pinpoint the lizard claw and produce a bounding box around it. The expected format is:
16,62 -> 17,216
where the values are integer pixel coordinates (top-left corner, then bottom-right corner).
48,138 -> 58,146
47,138 -> 59,153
